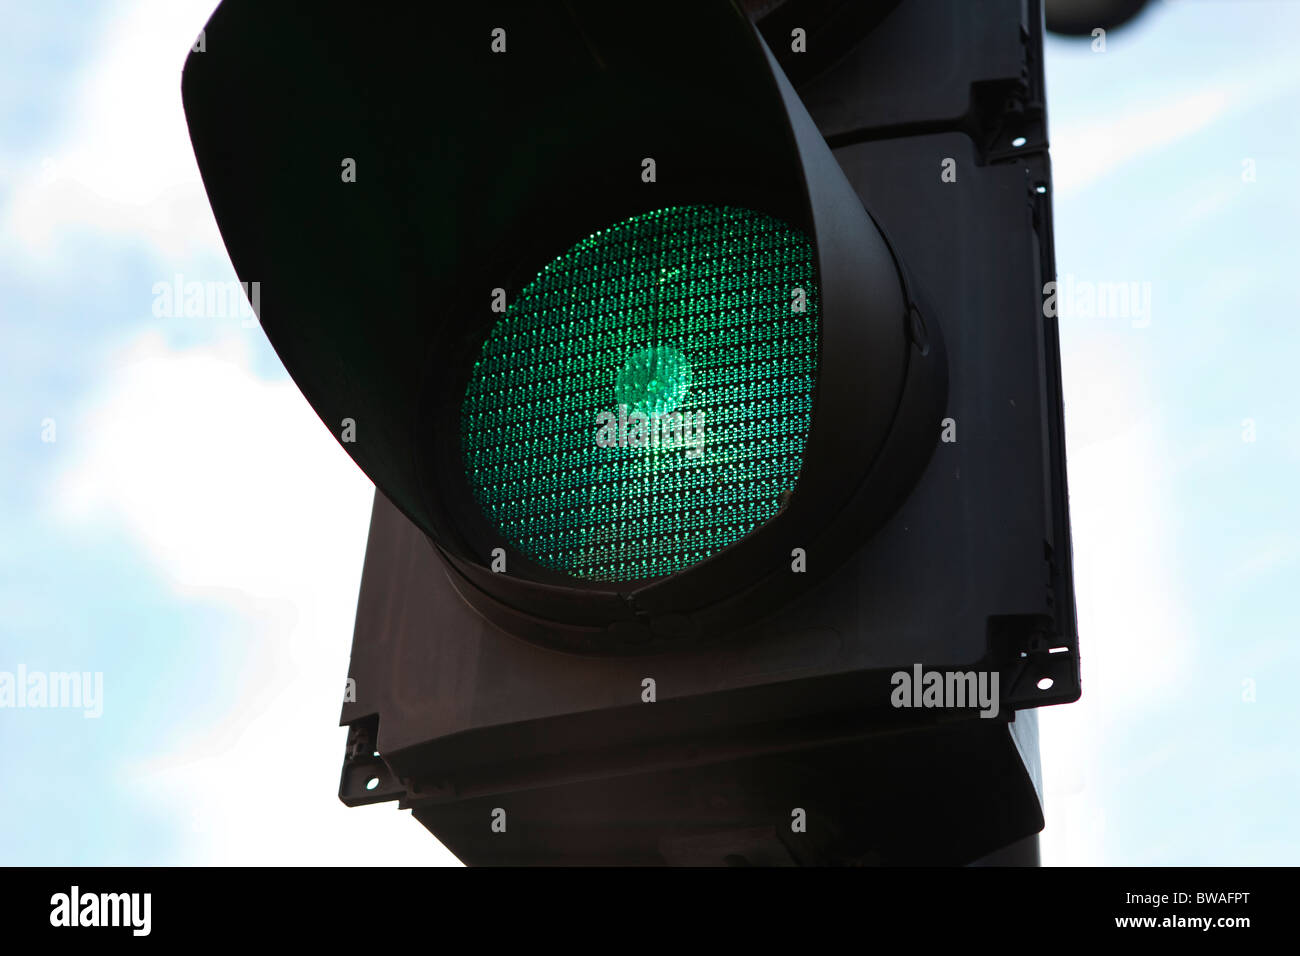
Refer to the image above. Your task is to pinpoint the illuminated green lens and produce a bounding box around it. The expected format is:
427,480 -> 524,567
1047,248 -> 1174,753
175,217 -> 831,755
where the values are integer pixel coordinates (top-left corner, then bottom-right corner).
461,204 -> 819,582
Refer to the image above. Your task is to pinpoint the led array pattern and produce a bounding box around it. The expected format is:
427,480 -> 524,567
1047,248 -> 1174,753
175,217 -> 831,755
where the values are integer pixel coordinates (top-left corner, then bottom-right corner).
461,204 -> 819,582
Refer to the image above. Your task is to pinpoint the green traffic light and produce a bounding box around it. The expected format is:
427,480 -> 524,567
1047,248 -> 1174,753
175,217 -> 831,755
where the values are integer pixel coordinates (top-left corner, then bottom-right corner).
461,204 -> 819,582
615,345 -> 691,417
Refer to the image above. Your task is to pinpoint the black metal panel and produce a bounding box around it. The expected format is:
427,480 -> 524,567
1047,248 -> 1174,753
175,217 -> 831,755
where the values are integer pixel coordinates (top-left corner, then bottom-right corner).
794,0 -> 1036,145
409,713 -> 1042,866
340,494 -> 1045,864
339,485 -> 1050,863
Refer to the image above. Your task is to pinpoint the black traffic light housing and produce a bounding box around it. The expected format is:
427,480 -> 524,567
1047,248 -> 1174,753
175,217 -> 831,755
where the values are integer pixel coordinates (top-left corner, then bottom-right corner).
183,0 -> 1078,864
182,0 -> 948,654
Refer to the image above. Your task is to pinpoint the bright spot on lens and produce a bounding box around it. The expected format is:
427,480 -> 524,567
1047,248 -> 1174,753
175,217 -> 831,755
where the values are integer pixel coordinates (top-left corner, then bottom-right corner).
614,345 -> 691,417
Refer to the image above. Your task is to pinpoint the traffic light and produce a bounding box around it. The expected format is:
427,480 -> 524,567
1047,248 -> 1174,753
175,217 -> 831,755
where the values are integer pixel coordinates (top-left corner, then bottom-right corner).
183,0 -> 1079,865
1044,0 -> 1152,36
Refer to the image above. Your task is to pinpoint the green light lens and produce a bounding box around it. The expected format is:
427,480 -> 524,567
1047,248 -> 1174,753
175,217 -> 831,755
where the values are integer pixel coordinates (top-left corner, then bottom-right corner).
461,204 -> 819,582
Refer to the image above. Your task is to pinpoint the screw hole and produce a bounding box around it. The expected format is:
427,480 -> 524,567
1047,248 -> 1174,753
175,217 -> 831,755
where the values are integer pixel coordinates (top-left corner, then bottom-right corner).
365,777 -> 380,791
1036,677 -> 1054,691
1012,136 -> 1028,148
1035,183 -> 1048,194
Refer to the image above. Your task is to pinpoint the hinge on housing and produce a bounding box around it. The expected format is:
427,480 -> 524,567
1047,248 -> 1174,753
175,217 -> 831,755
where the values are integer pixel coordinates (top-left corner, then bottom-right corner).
988,614 -> 1080,709
338,715 -> 404,807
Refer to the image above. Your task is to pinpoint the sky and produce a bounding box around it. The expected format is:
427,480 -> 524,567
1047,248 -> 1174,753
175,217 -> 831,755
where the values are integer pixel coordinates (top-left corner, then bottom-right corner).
1,0 -> 1297,866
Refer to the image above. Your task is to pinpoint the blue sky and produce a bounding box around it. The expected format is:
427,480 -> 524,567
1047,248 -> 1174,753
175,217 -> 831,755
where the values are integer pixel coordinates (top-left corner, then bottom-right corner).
1,0 -> 1297,865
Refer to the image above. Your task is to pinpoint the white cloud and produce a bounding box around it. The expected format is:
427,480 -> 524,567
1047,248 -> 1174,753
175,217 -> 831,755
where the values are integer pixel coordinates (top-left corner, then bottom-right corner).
3,0 -> 225,264
19,0 -> 459,866
1038,346 -> 1189,865
1051,85 -> 1238,197
57,331 -> 459,865
1050,49 -> 1300,198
